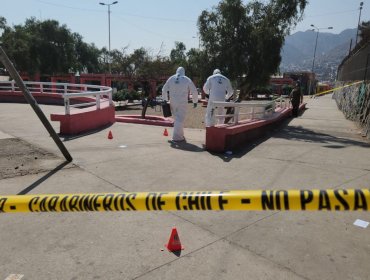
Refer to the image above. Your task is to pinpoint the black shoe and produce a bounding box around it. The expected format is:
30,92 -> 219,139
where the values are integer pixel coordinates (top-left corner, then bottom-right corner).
171,138 -> 186,143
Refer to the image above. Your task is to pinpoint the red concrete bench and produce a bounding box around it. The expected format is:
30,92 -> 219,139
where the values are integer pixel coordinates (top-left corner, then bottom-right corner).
51,101 -> 115,135
0,91 -> 115,135
206,103 -> 306,153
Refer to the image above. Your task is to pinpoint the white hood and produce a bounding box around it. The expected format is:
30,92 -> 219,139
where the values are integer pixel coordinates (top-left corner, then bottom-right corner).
176,67 -> 185,77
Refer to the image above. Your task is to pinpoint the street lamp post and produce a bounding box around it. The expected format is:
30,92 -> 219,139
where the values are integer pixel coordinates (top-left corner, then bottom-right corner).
355,2 -> 364,45
310,25 -> 333,95
310,25 -> 333,73
99,1 -> 118,73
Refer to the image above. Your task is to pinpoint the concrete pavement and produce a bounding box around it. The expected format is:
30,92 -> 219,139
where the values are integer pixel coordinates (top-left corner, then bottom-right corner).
0,94 -> 369,280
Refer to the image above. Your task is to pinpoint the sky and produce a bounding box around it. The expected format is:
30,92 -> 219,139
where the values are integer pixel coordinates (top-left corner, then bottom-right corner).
1,0 -> 369,56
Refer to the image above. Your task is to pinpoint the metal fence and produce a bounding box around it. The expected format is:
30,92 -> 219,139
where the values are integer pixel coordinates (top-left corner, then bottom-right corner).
337,43 -> 370,81
0,81 -> 113,115
211,97 -> 290,125
332,81 -> 370,139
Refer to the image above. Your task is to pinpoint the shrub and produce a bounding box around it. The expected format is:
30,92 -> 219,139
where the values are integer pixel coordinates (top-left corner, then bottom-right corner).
113,89 -> 140,102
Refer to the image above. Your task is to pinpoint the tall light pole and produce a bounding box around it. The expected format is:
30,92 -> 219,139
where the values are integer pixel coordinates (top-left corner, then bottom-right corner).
310,25 -> 333,73
355,2 -> 364,45
99,1 -> 118,73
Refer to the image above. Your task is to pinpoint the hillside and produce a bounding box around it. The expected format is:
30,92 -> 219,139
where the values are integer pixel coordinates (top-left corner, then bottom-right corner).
280,28 -> 357,81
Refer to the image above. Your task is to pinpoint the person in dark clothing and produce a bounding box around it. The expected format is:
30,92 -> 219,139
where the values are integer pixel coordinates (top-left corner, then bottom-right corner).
290,82 -> 303,117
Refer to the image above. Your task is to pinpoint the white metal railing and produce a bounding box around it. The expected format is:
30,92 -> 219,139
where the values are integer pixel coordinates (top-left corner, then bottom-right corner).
0,80 -> 113,115
211,97 -> 290,125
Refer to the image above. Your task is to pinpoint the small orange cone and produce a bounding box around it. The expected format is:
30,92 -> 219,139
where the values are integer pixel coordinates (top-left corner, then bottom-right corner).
108,130 -> 113,139
163,128 -> 169,136
165,227 -> 184,252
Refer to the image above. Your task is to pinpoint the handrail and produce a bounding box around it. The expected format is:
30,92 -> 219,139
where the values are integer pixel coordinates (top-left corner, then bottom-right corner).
0,80 -> 113,115
211,97 -> 290,125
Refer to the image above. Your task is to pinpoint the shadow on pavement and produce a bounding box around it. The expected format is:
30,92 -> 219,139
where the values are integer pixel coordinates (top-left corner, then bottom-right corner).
275,125 -> 370,148
17,161 -> 71,195
170,250 -> 182,257
211,117 -> 293,162
168,140 -> 204,152
211,135 -> 270,163
61,123 -> 113,142
211,113 -> 369,163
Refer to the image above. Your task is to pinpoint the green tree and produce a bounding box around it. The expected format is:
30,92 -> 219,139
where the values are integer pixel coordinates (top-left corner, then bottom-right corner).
0,16 -> 6,31
73,33 -> 101,73
34,19 -> 75,74
128,48 -> 149,76
185,48 -> 210,86
0,17 -> 101,75
170,41 -> 187,66
198,0 -> 307,97
168,42 -> 208,85
98,47 -> 111,73
107,45 -> 174,80
109,47 -> 128,74
1,22 -> 35,74
137,56 -> 174,79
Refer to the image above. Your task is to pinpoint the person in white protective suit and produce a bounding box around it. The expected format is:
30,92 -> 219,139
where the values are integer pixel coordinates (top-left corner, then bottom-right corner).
162,67 -> 198,142
203,69 -> 234,127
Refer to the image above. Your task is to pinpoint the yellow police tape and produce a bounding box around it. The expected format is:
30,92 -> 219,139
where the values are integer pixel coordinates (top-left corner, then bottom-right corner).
314,81 -> 362,97
0,189 -> 369,213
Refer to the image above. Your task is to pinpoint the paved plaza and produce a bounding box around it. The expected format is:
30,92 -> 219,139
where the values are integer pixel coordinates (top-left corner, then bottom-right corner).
0,94 -> 369,280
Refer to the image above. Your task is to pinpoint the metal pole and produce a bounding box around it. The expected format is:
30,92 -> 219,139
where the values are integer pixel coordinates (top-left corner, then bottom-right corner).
349,38 -> 353,55
308,31 -> 319,96
363,53 -> 370,81
355,2 -> 364,45
0,46 -> 73,162
100,2 -> 118,73
108,4 -> 111,73
312,31 -> 319,73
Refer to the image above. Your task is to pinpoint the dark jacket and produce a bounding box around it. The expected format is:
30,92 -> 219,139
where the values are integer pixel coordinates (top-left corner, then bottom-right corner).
290,87 -> 303,106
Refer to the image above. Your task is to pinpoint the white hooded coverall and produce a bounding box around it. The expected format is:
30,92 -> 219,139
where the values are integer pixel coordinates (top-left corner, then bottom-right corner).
162,67 -> 198,141
203,69 -> 234,127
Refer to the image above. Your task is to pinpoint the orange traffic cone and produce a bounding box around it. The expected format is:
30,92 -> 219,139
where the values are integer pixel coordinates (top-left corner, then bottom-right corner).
163,128 -> 169,136
108,130 -> 113,140
165,227 -> 184,252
